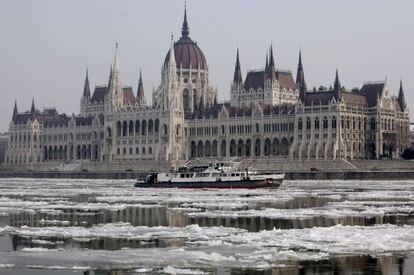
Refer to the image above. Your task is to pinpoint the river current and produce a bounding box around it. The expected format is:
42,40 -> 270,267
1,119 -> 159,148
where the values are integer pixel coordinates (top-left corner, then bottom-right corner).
0,178 -> 413,274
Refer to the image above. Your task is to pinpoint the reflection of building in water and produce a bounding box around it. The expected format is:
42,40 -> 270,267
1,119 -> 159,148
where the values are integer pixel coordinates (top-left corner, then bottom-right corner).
229,255 -> 406,275
8,206 -> 167,227
4,7 -> 410,170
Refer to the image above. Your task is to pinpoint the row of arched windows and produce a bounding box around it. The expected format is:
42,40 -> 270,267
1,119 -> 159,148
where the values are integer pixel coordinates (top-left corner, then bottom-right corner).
298,116 -> 337,130
116,119 -> 160,137
190,137 -> 292,158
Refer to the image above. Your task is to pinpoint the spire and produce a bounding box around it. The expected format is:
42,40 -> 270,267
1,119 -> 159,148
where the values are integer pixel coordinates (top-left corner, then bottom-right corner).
83,69 -> 91,98
334,69 -> 341,92
269,45 -> 275,67
113,42 -> 120,76
267,45 -> 276,80
181,2 -> 190,38
107,64 -> 113,88
296,50 -> 306,93
30,98 -> 36,120
168,35 -> 176,70
12,100 -> 18,122
265,54 -> 269,71
398,80 -> 406,111
109,42 -> 122,92
233,48 -> 243,84
137,69 -> 145,105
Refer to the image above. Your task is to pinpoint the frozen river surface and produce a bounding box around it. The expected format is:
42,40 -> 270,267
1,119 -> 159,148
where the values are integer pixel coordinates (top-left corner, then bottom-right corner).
0,178 -> 413,274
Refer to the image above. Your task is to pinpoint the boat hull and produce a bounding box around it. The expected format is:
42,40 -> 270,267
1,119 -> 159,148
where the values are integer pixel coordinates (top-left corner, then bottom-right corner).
134,178 -> 283,189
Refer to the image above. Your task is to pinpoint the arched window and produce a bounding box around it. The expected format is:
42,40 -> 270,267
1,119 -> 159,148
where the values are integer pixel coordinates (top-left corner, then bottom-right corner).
298,118 -> 303,130
141,120 -> 147,136
148,119 -> 154,135
122,121 -> 128,137
332,116 -> 337,129
155,119 -> 160,133
183,89 -> 189,110
306,117 -> 311,130
315,117 -> 320,130
323,116 -> 328,129
129,121 -> 134,135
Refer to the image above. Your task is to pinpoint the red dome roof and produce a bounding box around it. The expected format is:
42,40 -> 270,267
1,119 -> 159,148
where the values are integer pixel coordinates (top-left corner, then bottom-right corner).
163,7 -> 207,71
164,37 -> 207,70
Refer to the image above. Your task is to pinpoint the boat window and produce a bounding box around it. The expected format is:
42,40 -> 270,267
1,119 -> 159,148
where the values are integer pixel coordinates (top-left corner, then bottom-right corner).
231,173 -> 235,177
180,174 -> 185,178
236,173 -> 240,176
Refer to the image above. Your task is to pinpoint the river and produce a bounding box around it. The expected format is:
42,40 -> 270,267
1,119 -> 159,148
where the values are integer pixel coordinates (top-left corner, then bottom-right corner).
0,178 -> 413,274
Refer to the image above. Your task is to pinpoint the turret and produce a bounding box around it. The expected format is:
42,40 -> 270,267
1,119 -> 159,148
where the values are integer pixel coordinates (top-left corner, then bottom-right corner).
108,65 -> 113,88
296,50 -> 306,92
136,69 -> 146,107
83,69 -> 91,98
334,69 -> 341,92
167,35 -> 177,83
233,48 -> 243,85
266,45 -> 276,81
108,42 -> 123,109
398,80 -> 407,111
296,50 -> 306,102
181,4 -> 190,38
333,69 -> 342,99
12,100 -> 18,123
30,98 -> 36,120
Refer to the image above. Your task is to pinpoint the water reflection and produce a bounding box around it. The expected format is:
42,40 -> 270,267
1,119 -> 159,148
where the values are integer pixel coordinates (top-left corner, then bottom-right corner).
9,206 -> 167,228
0,255 -> 411,275
9,234 -> 186,251
231,255 -> 411,275
1,179 -> 414,274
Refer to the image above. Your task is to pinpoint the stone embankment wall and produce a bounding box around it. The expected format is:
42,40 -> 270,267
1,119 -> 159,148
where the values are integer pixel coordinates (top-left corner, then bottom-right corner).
0,170 -> 413,180
1,158 -> 414,180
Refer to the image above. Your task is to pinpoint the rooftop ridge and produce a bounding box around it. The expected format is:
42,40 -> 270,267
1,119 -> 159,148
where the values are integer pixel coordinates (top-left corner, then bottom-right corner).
363,80 -> 386,85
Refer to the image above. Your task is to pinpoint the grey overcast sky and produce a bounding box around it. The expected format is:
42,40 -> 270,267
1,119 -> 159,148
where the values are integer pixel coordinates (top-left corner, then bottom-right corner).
0,0 -> 413,131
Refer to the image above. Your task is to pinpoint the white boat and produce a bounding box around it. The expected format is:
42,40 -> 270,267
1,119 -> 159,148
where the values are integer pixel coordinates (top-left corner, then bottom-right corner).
134,164 -> 284,189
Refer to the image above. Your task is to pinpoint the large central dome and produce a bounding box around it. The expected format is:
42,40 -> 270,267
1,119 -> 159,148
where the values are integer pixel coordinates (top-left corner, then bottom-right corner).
163,8 -> 207,71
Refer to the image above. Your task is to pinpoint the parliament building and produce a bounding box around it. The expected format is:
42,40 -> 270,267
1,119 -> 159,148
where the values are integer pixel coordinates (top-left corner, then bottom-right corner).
4,9 -> 410,170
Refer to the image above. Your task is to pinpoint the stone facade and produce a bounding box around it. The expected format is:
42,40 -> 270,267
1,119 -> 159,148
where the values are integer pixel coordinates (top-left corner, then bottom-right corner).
4,9 -> 410,169
0,133 -> 8,164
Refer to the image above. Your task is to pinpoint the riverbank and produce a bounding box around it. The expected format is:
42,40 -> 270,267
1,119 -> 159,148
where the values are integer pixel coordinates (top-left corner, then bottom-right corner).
0,170 -> 413,180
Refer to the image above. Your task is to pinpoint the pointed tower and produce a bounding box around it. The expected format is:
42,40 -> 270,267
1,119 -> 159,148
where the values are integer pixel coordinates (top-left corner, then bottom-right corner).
108,65 -> 113,88
30,98 -> 36,120
181,3 -> 190,38
107,43 -> 124,111
233,48 -> 243,85
334,69 -> 341,91
398,80 -> 407,111
267,45 -> 276,81
136,69 -> 146,107
296,51 -> 306,92
83,69 -> 91,98
230,48 -> 244,107
265,54 -> 269,71
333,69 -> 342,99
296,50 -> 307,102
80,69 -> 91,116
12,100 -> 18,123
